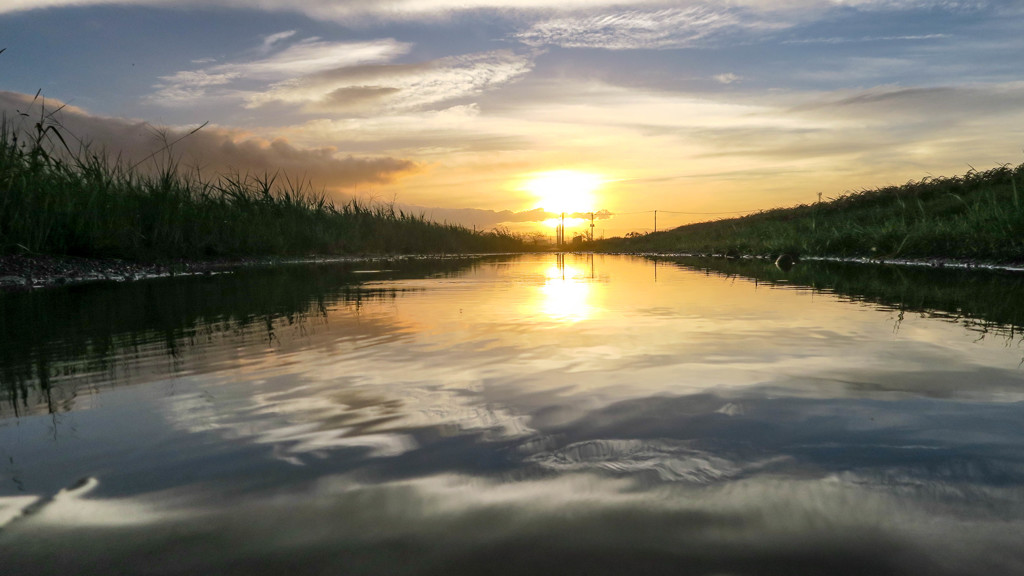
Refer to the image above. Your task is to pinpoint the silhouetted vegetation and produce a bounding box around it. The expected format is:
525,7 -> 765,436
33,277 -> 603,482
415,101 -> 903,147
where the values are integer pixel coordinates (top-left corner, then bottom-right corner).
601,163 -> 1024,263
0,100 -> 532,260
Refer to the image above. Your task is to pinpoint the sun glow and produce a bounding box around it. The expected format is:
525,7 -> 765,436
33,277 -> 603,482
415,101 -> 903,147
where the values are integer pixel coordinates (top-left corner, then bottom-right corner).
541,217 -> 587,229
540,263 -> 592,322
524,170 -> 602,216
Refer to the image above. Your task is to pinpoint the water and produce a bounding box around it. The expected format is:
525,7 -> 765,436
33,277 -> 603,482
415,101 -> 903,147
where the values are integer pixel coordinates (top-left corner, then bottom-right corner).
2,254 -> 1023,575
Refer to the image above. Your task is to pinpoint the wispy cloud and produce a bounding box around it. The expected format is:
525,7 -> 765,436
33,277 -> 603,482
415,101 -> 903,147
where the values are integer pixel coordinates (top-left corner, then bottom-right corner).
249,50 -> 535,113
224,38 -> 411,80
149,38 -> 411,107
261,30 -> 297,52
812,0 -> 991,10
677,80 -> 1024,175
782,34 -> 951,45
149,71 -> 244,107
0,0 -> 663,19
790,82 -> 1024,120
513,6 -> 782,50
149,35 -> 532,115
0,0 -> 1000,20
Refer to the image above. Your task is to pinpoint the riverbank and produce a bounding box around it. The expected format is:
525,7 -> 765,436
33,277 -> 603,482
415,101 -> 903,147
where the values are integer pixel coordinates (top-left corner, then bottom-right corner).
617,251 -> 1024,273
1,111 -> 533,261
0,253 -> 277,290
7,249 -> 1024,294
0,252 -> 499,291
597,163 -> 1024,264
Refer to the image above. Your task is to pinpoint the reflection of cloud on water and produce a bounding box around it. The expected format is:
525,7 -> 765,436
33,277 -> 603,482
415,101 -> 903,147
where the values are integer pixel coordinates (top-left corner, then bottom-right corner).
4,471 -> 1024,575
525,438 -> 786,483
1,476 -> 186,532
159,322 -> 1024,484
522,390 -> 1024,493
0,496 -> 39,529
255,422 -> 418,461
161,352 -> 536,466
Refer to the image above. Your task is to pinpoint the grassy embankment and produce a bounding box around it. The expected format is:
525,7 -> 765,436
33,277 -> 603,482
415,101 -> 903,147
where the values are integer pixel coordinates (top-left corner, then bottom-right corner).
599,163 -> 1024,264
0,111 -> 531,260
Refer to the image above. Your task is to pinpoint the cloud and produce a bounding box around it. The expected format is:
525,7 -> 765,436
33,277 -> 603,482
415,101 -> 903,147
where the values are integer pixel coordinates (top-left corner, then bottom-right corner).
149,71 -> 244,107
149,38 -> 411,107
0,90 -> 417,191
249,50 -> 535,113
261,30 -> 297,52
573,209 -> 613,219
511,0 -> 981,50
714,73 -> 741,84
0,0 -> 1003,21
411,207 -> 551,229
781,34 -> 951,45
401,206 -> 614,229
0,0 -> 671,20
671,81 -> 1024,176
226,38 -> 411,80
149,34 -> 533,115
513,6 -> 781,50
814,0 -> 992,10
790,82 -> 1024,120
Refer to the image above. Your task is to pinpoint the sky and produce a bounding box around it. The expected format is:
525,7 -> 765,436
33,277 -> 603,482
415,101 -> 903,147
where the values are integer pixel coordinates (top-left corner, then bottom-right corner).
2,0 -> 1024,237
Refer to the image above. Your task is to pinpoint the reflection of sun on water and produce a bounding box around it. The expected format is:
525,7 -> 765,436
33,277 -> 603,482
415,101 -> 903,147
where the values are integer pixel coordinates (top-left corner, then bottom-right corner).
539,264 -> 592,322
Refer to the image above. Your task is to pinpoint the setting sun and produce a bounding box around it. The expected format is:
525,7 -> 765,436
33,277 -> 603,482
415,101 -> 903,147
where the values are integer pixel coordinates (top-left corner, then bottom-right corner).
524,170 -> 603,215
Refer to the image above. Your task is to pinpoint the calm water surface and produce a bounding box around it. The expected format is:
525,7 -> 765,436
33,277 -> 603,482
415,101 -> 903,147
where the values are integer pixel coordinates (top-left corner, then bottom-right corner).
2,254 -> 1024,575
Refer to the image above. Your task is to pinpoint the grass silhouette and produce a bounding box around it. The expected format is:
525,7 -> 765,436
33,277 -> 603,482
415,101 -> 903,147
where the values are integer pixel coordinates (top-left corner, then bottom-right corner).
0,96 -> 532,260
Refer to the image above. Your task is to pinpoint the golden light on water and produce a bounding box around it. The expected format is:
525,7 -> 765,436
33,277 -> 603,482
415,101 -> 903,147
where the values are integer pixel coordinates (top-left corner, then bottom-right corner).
539,263 -> 593,322
524,170 -> 603,215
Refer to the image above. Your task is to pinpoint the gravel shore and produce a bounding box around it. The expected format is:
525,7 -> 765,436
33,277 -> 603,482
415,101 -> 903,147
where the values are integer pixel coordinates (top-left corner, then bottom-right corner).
0,253 -> 482,291
5,251 -> 1021,293
0,254 -> 282,291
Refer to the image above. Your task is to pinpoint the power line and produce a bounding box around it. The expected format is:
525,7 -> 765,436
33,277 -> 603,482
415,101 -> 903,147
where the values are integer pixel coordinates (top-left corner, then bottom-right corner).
609,208 -> 761,216
660,209 -> 761,215
592,207 -> 765,235
612,210 -> 655,215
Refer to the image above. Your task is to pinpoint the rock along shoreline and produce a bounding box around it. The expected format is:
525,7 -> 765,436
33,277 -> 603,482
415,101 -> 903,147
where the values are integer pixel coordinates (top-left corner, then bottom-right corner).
4,251 -> 1024,292
0,252 -> 516,291
0,253 -> 378,291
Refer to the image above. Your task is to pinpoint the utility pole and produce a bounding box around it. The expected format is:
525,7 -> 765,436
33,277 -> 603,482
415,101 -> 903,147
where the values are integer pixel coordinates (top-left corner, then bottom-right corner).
654,210 -> 658,233
560,212 -> 565,247
589,212 -> 595,242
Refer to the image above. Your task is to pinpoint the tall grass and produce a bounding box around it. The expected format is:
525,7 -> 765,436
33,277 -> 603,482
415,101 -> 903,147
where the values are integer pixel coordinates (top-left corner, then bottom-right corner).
600,163 -> 1024,263
0,106 -> 532,259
